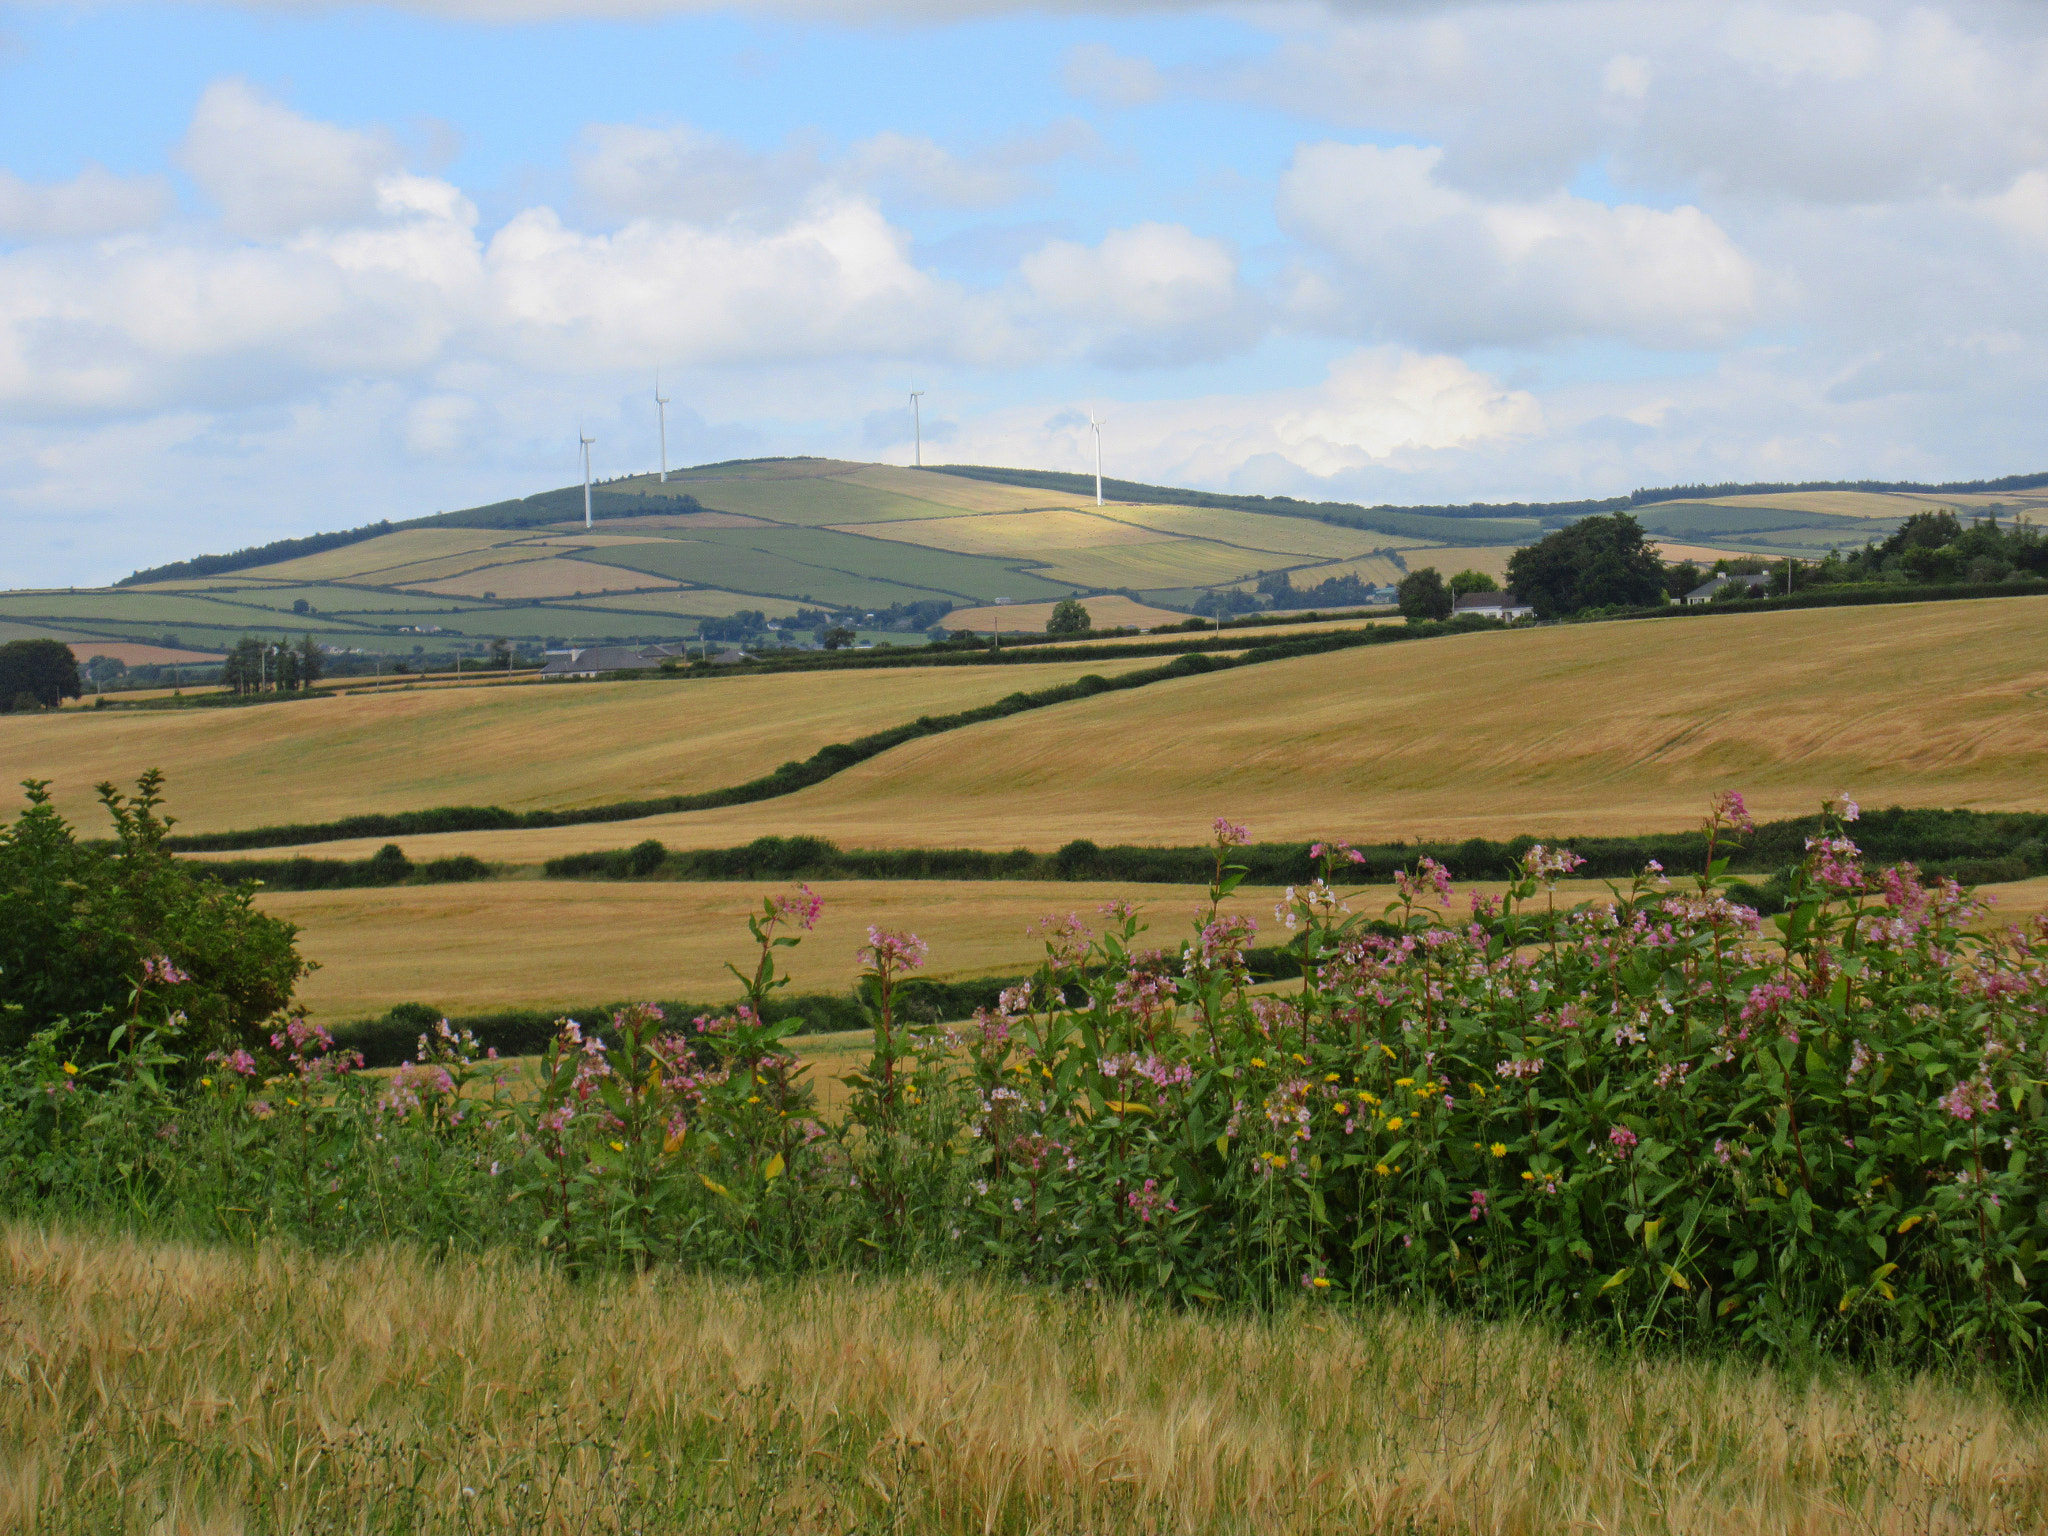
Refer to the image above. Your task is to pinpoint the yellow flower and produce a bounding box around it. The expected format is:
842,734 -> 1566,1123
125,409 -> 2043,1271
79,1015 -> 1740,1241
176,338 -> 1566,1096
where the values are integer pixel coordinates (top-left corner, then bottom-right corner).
1379,1043 -> 1396,1059
1333,1103 -> 1348,1116
1491,1143 -> 1508,1158
746,1096 -> 761,1105
1291,1053 -> 1307,1065
1385,1116 -> 1403,1131
1394,1077 -> 1414,1087
1521,1170 -> 1536,1181
286,1098 -> 300,1107
1374,1162 -> 1391,1177
1250,1058 -> 1266,1069
609,1140 -> 625,1152
1311,1276 -> 1331,1288
1360,1092 -> 1381,1107
62,1061 -> 80,1076
199,1077 -> 213,1088
1324,1073 -> 1340,1082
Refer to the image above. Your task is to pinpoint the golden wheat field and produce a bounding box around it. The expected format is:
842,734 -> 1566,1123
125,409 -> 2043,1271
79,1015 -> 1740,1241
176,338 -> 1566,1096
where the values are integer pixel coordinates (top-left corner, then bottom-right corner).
0,657 -> 1160,835
218,597 -> 2048,864
7,1224 -> 2044,1536
264,874 -> 2048,1025
264,878 -> 1279,1020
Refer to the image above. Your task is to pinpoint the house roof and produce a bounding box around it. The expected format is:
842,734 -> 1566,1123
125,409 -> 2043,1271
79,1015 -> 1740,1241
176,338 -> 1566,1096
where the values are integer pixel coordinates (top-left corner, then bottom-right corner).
1452,590 -> 1531,612
537,643 -> 687,677
1683,573 -> 1773,600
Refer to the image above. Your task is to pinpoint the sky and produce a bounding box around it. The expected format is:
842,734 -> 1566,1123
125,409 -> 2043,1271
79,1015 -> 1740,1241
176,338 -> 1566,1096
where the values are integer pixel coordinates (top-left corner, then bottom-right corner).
4,0 -> 2048,586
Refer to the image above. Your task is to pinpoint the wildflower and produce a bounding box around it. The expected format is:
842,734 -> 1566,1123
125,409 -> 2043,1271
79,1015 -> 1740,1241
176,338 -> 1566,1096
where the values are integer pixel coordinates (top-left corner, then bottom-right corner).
768,883 -> 825,931
1311,1276 -> 1332,1289
1213,817 -> 1251,848
1524,844 -> 1587,886
249,1100 -> 274,1120
1490,1142 -> 1507,1158
1521,1170 -> 1535,1181
1250,1057 -> 1266,1069
1374,1162 -> 1391,1177
858,926 -> 930,974
1829,790 -> 1860,822
140,955 -> 189,986
1712,790 -> 1756,835
1385,1116 -> 1403,1132
1939,1074 -> 2001,1122
609,1140 -> 625,1152
199,1077 -> 212,1088
1608,1125 -> 1639,1155
1467,1189 -> 1489,1222
62,1061 -> 77,1076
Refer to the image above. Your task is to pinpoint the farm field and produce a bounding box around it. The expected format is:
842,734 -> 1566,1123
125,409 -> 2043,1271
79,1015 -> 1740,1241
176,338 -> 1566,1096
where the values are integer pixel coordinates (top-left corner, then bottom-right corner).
261,872 -> 2048,1024
226,596 -> 2048,864
18,1226 -> 2040,1536
944,595 -> 1191,630
264,877 -> 1279,1021
0,656 -> 1163,835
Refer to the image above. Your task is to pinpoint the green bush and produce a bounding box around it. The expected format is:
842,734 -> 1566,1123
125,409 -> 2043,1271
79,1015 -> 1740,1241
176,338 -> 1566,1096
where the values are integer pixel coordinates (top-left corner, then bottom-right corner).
0,773 -> 310,1061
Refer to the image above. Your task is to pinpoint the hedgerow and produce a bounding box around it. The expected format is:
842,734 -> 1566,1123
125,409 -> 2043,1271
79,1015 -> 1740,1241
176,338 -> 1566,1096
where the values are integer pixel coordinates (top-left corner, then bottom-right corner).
9,792 -> 2048,1372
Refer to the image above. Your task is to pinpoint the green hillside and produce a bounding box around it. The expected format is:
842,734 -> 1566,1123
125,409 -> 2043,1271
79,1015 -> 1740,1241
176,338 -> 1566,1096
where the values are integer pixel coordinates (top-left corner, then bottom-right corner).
13,457 -> 2042,672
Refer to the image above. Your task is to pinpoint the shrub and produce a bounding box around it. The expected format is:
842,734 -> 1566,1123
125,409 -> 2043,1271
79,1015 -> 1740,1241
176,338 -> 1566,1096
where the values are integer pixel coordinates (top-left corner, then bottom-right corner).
0,640 -> 80,711
0,773 -> 309,1061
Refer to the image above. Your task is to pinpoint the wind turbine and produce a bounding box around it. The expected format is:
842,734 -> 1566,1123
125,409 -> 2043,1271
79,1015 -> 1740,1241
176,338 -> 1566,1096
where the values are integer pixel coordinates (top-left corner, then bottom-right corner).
1088,406 -> 1104,506
654,373 -> 670,483
909,391 -> 925,468
579,427 -> 596,530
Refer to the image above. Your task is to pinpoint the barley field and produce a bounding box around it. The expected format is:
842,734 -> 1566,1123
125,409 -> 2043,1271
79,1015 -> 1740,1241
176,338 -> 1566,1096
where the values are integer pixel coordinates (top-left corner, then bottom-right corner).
5,1224 -> 2043,1535
0,657 -> 1160,835
222,597 -> 2048,863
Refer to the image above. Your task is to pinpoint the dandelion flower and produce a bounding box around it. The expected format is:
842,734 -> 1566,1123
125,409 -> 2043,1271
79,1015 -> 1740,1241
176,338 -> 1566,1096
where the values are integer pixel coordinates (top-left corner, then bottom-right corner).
1250,1058 -> 1266,1069
1521,1170 -> 1536,1181
1374,1162 -> 1391,1177
1312,1277 -> 1331,1289
609,1140 -> 625,1152
62,1061 -> 78,1076
1385,1116 -> 1403,1131
1491,1142 -> 1508,1158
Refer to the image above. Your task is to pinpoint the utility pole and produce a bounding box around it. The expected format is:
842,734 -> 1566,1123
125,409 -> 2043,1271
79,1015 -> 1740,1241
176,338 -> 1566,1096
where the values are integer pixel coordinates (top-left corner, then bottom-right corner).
910,391 -> 925,467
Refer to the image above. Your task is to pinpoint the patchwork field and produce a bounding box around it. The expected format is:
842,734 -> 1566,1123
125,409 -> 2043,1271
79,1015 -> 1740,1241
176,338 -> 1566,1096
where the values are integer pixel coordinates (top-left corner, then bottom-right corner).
944,595 -> 1190,630
221,597 -> 2048,865
0,656 -> 1162,835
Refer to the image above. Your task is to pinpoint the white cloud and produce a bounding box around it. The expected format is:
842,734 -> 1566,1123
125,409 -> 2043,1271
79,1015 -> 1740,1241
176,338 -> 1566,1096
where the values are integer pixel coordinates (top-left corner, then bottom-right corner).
1278,141 -> 1760,349
0,165 -> 173,240
1019,221 -> 1257,365
177,79 -> 403,237
1062,43 -> 1164,108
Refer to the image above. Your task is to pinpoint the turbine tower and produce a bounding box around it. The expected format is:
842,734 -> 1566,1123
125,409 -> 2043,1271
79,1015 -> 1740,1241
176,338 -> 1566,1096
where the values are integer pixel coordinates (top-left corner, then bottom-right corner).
579,428 -> 596,530
654,373 -> 670,483
1088,407 -> 1104,506
909,391 -> 925,467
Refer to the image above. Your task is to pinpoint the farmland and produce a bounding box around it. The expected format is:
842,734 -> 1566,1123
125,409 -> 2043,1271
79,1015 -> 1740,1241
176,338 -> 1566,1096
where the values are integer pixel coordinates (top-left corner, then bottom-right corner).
17,1225 -> 2044,1536
0,655 -> 1163,835
264,872 -> 2048,1026
186,596 -> 2048,868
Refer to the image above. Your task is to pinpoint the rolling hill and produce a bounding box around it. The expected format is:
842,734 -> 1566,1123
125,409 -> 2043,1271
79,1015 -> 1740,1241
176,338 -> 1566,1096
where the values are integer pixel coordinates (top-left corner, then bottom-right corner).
6,457 -> 2039,668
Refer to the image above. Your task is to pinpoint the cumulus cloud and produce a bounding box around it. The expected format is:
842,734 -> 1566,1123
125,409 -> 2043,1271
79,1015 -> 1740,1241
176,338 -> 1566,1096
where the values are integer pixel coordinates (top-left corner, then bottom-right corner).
1278,141 -> 1760,349
1018,222 -> 1258,365
177,79 -> 405,238
0,165 -> 173,240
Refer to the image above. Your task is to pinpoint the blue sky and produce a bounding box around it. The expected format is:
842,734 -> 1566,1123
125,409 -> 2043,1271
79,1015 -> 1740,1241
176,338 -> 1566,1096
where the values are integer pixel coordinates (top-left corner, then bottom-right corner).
5,0 -> 2048,585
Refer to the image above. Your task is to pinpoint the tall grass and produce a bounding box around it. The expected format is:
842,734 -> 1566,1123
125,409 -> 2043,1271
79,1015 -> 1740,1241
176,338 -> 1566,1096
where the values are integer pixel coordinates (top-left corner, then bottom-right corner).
7,1222 -> 2044,1535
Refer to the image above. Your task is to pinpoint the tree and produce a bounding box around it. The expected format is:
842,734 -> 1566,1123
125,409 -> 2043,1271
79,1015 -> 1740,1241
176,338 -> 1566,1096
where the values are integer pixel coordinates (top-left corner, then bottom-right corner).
84,655 -> 127,691
298,634 -> 324,688
1662,561 -> 1703,600
822,626 -> 858,650
1506,512 -> 1667,618
1448,570 -> 1498,597
1045,599 -> 1093,635
0,640 -> 82,712
1396,567 -> 1453,622
489,637 -> 512,671
291,597 -> 311,614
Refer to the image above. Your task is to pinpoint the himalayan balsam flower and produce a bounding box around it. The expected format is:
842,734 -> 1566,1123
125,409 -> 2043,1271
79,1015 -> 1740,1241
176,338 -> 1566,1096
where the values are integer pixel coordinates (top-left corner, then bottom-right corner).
1712,790 -> 1756,835
769,884 -> 824,930
1608,1125 -> 1639,1155
1524,845 -> 1587,885
859,927 -> 929,973
1213,817 -> 1250,848
1829,790 -> 1861,823
1467,1189 -> 1489,1222
1939,1075 -> 2001,1122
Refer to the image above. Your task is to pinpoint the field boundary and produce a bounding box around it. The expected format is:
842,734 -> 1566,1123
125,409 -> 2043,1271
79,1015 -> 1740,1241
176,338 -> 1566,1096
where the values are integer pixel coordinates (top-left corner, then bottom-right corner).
164,618 -> 1480,852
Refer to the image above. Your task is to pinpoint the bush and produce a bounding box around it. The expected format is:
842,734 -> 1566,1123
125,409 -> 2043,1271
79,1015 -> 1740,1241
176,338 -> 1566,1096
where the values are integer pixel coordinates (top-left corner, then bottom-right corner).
0,773 -> 309,1061
0,640 -> 80,711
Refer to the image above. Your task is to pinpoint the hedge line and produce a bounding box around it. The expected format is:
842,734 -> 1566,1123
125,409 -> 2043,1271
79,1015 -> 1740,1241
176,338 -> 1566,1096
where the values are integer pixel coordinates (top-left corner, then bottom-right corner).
217,807 -> 2048,894
164,618 -> 1489,853
1608,577 -> 2048,624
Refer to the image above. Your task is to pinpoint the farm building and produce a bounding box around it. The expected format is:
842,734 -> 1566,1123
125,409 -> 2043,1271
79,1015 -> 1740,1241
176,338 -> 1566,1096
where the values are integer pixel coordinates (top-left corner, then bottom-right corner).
538,644 -> 690,679
1452,590 -> 1535,620
1682,573 -> 1774,606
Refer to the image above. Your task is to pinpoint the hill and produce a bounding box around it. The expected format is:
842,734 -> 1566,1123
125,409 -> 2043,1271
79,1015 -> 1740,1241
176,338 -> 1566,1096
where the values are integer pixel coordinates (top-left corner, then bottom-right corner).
9,456 -> 2040,670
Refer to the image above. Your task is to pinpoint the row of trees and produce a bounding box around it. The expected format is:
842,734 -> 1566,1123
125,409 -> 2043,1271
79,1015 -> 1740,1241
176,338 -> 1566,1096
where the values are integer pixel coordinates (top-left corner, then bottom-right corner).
0,640 -> 82,713
221,635 -> 325,695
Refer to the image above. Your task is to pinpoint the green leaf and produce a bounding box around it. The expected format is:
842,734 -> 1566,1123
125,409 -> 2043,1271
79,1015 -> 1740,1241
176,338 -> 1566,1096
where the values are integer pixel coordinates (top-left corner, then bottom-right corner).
1600,1267 -> 1632,1293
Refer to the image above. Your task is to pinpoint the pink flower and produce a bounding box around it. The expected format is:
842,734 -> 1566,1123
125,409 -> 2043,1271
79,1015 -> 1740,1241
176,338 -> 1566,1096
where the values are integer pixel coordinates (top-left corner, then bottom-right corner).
859,926 -> 929,973
1939,1074 -> 2001,1122
1608,1125 -> 1639,1155
1712,790 -> 1756,835
1523,845 -> 1586,885
1829,791 -> 1860,823
1212,817 -> 1251,849
141,955 -> 189,986
1467,1189 -> 1489,1222
769,884 -> 824,931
